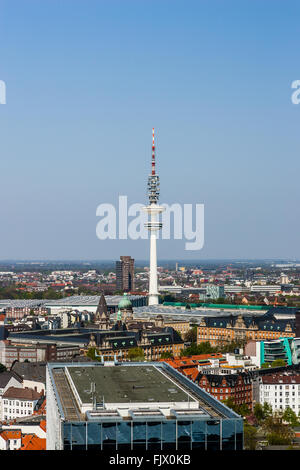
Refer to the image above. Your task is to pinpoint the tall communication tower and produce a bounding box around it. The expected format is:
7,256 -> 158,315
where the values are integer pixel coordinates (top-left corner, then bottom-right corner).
143,129 -> 164,305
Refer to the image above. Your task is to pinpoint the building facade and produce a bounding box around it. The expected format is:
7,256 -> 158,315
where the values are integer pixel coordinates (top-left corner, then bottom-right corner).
196,372 -> 253,410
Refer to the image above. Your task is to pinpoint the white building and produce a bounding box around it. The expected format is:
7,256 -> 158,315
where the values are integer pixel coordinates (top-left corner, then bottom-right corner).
0,372 -> 23,418
1,387 -> 41,421
259,372 -> 300,413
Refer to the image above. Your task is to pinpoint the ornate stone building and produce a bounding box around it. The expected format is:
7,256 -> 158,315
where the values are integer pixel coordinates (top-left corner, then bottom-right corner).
197,311 -> 295,347
87,294 -> 184,360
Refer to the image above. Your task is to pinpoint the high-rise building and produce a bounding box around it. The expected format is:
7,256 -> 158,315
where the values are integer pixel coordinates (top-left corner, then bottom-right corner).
116,256 -> 135,292
143,129 -> 164,305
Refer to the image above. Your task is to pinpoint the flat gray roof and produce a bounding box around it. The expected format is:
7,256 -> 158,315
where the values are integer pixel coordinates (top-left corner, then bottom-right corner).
67,365 -> 193,404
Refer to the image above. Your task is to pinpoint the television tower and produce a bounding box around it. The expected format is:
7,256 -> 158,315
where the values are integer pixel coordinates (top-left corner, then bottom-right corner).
143,128 -> 164,305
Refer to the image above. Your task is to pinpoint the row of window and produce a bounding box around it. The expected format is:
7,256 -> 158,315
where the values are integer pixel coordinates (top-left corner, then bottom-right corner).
263,385 -> 299,389
62,419 -> 243,451
3,400 -> 33,407
3,408 -> 32,416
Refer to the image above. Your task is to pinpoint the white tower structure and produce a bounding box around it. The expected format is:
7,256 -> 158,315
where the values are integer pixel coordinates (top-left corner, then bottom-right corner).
143,128 -> 164,306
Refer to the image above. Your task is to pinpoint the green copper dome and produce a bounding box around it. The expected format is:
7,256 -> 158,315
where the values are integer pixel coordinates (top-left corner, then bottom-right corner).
118,293 -> 132,309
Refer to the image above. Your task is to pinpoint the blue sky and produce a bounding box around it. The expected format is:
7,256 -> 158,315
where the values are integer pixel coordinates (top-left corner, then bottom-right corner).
0,0 -> 299,260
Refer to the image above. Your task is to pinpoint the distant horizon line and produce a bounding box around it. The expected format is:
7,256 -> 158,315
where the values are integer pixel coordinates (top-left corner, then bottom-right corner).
0,258 -> 299,263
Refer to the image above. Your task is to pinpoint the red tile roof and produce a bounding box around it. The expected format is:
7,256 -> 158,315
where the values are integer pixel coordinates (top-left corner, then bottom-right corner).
3,387 -> 41,401
39,420 -> 46,432
262,373 -> 300,385
20,434 -> 46,451
0,430 -> 21,441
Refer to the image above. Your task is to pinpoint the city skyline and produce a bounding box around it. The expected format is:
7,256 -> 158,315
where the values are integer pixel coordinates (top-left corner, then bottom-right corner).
0,0 -> 299,260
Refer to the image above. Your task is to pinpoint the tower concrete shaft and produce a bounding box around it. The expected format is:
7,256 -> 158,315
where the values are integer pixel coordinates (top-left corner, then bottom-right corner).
144,205 -> 164,305
143,128 -> 164,306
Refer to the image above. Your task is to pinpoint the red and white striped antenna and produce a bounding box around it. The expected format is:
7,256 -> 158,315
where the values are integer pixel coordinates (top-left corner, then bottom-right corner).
152,127 -> 155,175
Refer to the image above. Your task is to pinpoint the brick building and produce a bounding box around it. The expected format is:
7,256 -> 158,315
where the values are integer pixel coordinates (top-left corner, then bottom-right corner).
196,372 -> 253,409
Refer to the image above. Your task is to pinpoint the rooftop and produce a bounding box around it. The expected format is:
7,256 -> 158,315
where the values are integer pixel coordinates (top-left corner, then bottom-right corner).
48,362 -> 241,423
262,371 -> 300,384
67,364 -> 192,404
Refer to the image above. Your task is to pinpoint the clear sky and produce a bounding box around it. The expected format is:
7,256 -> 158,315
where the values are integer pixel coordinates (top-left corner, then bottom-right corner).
0,0 -> 299,260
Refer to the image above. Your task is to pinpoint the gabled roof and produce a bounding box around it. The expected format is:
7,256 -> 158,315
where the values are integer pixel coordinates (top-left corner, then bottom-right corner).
10,362 -> 46,383
0,371 -> 23,388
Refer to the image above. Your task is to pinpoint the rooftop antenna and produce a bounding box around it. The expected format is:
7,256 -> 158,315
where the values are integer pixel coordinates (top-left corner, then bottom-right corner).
152,127 -> 155,176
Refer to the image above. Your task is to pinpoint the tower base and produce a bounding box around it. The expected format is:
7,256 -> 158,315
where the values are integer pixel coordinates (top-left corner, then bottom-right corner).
148,294 -> 159,306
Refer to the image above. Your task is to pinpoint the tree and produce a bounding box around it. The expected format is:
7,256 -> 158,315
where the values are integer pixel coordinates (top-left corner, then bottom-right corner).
238,403 -> 251,417
222,397 -> 250,417
262,402 -> 273,419
222,397 -> 239,414
262,415 -> 294,446
180,341 -> 215,357
160,352 -> 173,359
0,363 -> 6,373
244,423 -> 258,450
86,348 -> 101,361
271,359 -> 286,368
184,327 -> 197,343
127,347 -> 145,362
283,407 -> 299,427
253,403 -> 264,424
261,362 -> 272,369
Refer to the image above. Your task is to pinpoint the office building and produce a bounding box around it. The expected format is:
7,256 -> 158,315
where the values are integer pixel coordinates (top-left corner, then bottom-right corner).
46,361 -> 243,450
116,256 -> 135,292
